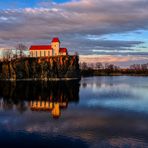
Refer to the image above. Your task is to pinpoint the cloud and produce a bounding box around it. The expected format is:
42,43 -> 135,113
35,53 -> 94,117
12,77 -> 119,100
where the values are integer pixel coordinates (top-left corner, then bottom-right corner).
0,0 -> 148,58
79,55 -> 148,66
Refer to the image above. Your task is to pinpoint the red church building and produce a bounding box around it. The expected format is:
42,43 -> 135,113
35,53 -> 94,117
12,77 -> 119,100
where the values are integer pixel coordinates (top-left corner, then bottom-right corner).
29,38 -> 68,57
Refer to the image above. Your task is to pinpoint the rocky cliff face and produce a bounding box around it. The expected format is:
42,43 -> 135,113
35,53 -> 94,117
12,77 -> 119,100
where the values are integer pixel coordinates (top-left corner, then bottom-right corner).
0,55 -> 80,80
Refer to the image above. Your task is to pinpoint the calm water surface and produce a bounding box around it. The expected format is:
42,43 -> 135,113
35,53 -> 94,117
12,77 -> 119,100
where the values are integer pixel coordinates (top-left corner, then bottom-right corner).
0,76 -> 148,148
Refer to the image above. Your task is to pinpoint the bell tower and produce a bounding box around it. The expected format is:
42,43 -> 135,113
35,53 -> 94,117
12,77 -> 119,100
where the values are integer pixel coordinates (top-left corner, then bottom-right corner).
51,38 -> 60,56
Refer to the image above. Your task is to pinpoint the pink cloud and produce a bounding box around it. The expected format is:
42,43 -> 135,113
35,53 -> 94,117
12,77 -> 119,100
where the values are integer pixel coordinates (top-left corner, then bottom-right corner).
79,55 -> 148,66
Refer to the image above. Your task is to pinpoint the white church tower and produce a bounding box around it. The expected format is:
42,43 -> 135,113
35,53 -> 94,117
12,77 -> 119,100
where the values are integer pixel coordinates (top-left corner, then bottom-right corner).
51,38 -> 60,56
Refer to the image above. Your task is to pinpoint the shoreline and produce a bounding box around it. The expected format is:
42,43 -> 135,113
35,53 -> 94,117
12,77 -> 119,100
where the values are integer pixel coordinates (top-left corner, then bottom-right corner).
0,74 -> 147,81
81,71 -> 148,77
81,74 -> 148,77
0,77 -> 81,81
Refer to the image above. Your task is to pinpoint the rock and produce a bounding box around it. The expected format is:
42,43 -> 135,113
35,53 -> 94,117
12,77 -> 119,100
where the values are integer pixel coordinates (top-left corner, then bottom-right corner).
0,55 -> 80,80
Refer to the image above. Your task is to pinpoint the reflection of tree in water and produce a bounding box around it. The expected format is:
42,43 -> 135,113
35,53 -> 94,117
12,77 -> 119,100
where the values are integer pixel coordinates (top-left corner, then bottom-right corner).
0,80 -> 80,118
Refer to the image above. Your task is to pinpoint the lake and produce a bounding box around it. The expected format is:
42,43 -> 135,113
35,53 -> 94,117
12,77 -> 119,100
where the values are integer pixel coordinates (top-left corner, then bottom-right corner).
0,76 -> 148,148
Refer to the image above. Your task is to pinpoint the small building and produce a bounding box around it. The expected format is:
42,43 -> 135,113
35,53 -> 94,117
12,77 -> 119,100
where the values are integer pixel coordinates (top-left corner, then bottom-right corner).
29,38 -> 68,57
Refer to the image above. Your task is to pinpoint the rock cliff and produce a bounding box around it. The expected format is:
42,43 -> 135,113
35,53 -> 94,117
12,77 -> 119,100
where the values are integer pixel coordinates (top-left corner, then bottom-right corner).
0,55 -> 80,80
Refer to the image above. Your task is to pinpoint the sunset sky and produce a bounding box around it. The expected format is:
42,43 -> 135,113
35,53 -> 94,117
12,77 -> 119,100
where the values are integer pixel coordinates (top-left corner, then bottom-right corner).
0,0 -> 148,66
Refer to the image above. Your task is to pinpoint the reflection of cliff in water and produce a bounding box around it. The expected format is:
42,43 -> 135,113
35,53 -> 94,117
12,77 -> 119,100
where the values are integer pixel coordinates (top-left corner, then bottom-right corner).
0,80 -> 80,118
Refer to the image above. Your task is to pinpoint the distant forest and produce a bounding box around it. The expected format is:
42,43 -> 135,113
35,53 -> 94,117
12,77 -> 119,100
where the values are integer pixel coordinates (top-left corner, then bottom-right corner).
80,62 -> 148,76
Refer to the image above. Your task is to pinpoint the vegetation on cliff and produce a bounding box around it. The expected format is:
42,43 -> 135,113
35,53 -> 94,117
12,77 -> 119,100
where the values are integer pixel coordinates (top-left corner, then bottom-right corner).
0,55 -> 80,80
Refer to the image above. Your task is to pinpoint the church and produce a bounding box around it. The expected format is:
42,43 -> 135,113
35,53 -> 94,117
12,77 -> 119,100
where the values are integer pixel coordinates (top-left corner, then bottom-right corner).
29,38 -> 68,57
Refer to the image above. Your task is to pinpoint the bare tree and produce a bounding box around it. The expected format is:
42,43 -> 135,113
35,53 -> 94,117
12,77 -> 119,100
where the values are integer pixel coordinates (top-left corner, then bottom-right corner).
95,62 -> 103,70
104,63 -> 120,73
80,62 -> 88,70
16,44 -> 27,58
130,64 -> 141,71
1,49 -> 13,61
90,63 -> 94,69
141,64 -> 147,71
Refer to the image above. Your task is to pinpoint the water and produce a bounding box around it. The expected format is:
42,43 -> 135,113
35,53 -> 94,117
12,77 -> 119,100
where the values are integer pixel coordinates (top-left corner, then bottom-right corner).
0,76 -> 148,148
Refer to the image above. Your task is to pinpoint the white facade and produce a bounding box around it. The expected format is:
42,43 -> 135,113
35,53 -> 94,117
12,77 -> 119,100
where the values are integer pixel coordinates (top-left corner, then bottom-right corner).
29,38 -> 67,57
30,50 -> 53,57
51,42 -> 60,56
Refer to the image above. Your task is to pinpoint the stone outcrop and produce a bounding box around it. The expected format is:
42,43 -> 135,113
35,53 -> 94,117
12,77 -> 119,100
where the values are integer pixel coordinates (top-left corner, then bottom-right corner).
0,55 -> 80,80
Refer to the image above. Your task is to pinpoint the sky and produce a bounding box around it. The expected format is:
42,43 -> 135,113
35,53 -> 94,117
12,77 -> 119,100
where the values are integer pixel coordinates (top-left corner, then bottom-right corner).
0,0 -> 148,66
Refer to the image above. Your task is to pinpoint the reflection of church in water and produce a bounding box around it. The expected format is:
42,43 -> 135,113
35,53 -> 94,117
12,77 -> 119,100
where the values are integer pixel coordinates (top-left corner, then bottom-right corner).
29,97 -> 68,118
0,81 -> 80,119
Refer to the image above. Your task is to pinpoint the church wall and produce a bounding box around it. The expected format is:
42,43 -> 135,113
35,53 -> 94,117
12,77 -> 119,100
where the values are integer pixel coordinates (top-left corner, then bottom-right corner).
51,42 -> 60,56
33,51 -> 37,57
30,50 -> 53,57
60,52 -> 67,56
37,50 -> 40,57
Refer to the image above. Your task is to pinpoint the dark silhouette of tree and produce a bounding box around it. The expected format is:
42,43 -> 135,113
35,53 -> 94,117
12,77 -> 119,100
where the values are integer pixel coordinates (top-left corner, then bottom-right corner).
1,49 -> 13,61
90,63 -> 94,70
16,44 -> 27,58
95,62 -> 103,70
80,62 -> 88,70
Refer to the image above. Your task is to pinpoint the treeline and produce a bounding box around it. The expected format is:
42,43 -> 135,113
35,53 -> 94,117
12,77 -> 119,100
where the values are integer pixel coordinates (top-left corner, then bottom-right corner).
0,44 -> 28,62
80,62 -> 148,76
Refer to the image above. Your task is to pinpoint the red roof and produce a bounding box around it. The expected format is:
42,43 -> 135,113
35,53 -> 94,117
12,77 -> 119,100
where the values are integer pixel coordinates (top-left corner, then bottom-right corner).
59,48 -> 67,53
52,37 -> 60,43
30,45 -> 52,50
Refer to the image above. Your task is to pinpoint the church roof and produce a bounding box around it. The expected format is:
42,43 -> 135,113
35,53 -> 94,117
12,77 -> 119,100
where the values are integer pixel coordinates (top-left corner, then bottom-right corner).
59,48 -> 67,53
30,45 -> 52,50
52,37 -> 60,43
29,38 -> 68,52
